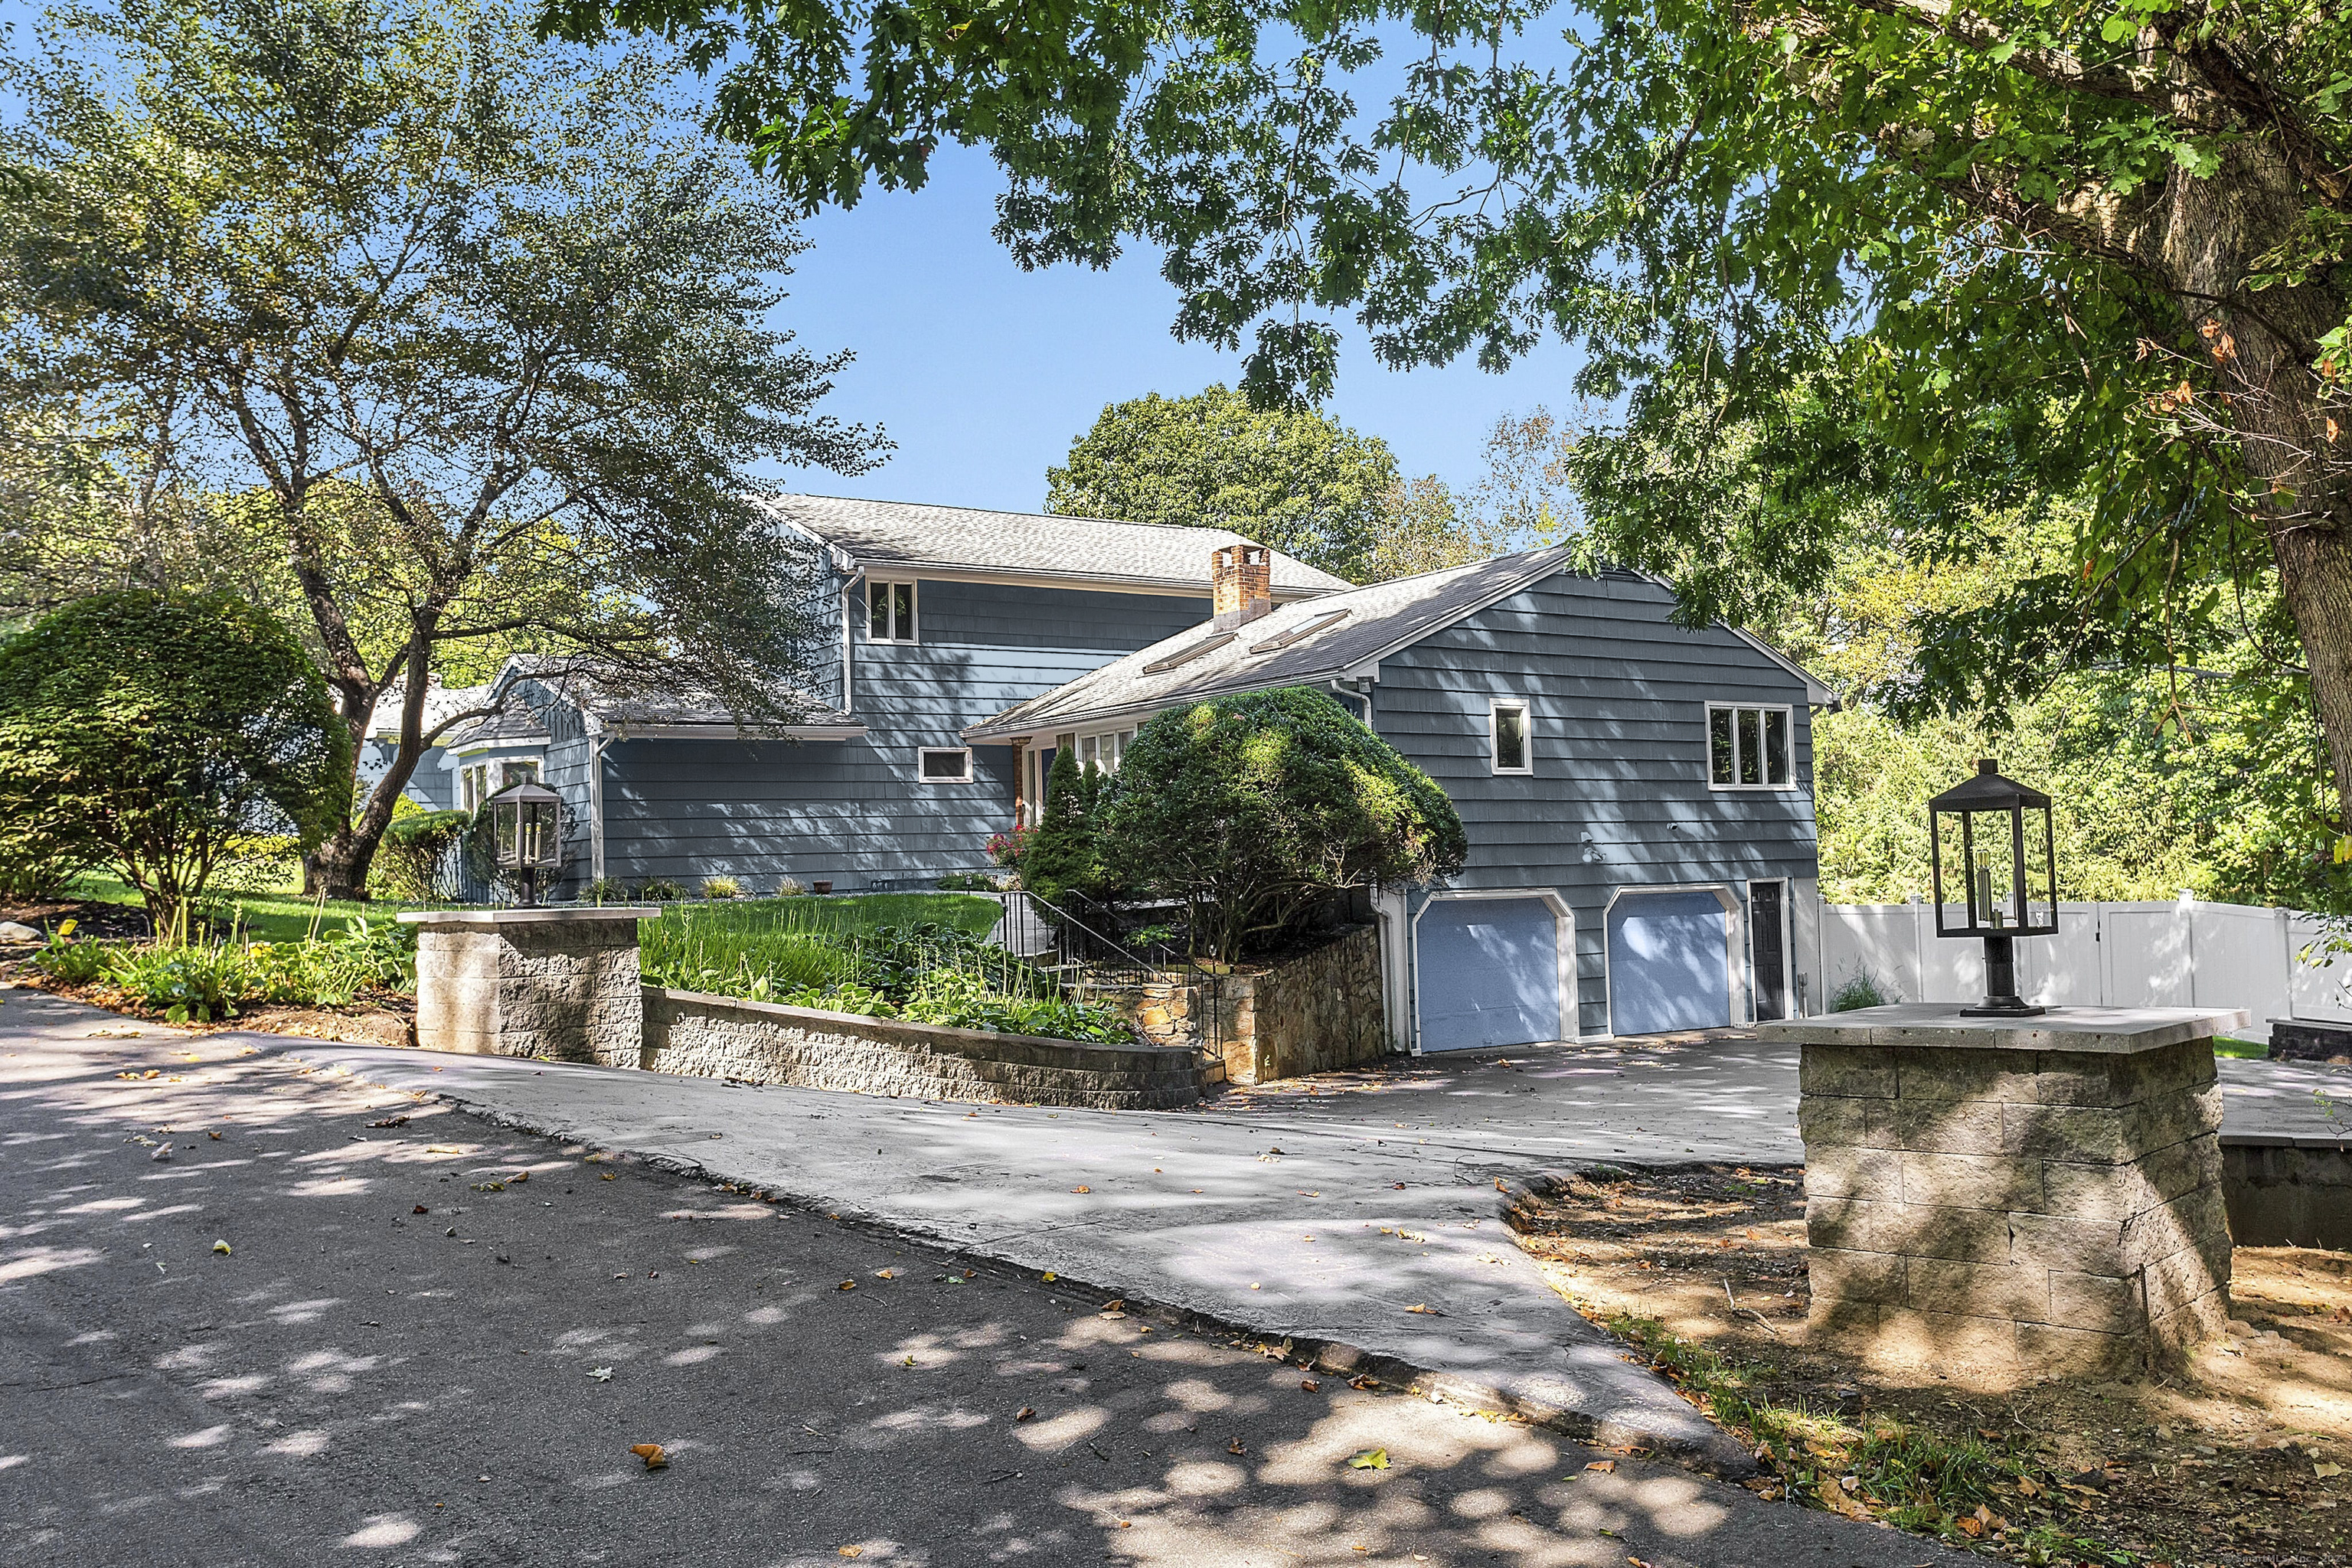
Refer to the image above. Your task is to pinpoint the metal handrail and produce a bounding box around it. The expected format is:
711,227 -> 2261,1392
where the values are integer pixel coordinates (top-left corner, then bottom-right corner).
1016,889 -> 1178,985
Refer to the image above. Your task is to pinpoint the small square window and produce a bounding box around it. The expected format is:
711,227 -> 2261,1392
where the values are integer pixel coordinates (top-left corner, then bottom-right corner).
919,746 -> 972,783
867,579 -> 918,643
1490,699 -> 1530,774
1707,704 -> 1795,789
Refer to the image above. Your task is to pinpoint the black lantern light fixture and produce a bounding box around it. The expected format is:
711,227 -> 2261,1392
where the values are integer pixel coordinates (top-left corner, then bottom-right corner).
1928,758 -> 2060,1017
485,778 -> 563,907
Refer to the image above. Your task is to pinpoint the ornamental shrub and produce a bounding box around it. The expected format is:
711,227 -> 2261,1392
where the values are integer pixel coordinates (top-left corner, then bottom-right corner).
1101,687 -> 1467,962
0,590 -> 351,922
1017,746 -> 1117,909
373,806 -> 472,902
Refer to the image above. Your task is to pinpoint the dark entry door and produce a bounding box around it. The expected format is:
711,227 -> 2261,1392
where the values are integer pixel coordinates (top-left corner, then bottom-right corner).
1749,880 -> 1788,1021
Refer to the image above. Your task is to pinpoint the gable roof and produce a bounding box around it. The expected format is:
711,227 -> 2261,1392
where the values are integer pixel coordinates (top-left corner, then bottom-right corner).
963,547 -> 1834,741
964,547 -> 1579,740
365,680 -> 493,743
754,493 -> 1351,598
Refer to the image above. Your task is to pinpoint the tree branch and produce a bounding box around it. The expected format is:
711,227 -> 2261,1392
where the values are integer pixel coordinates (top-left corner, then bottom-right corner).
1838,0 -> 2177,113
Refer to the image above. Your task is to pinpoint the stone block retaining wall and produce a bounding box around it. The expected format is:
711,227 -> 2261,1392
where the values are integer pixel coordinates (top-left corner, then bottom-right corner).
1087,923 -> 1389,1087
1800,1034 -> 2231,1379
642,988 -> 1206,1109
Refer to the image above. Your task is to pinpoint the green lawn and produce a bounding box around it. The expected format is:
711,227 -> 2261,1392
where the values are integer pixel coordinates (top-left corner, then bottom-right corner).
64,873 -> 429,943
65,874 -> 1001,948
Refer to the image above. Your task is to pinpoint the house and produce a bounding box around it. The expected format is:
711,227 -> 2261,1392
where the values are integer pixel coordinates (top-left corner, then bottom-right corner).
964,542 -> 1834,1047
358,678 -> 493,812
479,495 -> 1348,893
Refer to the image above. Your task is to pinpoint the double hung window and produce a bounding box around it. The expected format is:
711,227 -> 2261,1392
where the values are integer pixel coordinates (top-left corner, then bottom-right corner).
1707,704 -> 1795,789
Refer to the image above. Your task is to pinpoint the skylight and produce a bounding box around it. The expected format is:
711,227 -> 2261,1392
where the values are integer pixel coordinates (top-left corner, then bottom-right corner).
1249,608 -> 1351,655
1142,630 -> 1238,674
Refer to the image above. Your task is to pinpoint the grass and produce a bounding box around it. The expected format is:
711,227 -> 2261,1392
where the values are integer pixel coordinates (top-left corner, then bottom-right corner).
60,872 -> 430,942
2213,1034 -> 2272,1059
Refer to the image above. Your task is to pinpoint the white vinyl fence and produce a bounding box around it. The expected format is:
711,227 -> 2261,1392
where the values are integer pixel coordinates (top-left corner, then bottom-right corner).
1816,898 -> 2352,1039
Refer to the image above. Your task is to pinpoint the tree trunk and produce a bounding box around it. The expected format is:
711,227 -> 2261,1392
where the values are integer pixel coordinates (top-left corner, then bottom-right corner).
2152,138 -> 2352,830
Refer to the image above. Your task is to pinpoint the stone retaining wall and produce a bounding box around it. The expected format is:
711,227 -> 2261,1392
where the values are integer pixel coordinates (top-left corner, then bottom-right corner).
408,910 -> 648,1063
2223,1134 -> 2352,1250
640,988 -> 1206,1109
1086,923 -> 1390,1086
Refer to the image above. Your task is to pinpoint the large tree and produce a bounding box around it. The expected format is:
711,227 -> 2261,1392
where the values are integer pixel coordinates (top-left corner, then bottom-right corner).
550,0 -> 2352,832
1047,384 -> 1400,580
1,0 -> 883,897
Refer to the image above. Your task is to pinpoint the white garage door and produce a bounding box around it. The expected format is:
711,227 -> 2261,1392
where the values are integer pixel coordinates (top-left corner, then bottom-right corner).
1416,897 -> 1566,1052
1609,890 -> 1733,1035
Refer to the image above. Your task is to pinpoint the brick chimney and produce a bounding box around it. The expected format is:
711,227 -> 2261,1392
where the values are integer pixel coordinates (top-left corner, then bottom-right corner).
1210,544 -> 1274,629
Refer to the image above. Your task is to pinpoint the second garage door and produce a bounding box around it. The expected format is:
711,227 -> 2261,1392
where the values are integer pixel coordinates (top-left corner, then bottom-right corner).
1607,890 -> 1733,1035
1416,897 -> 1566,1051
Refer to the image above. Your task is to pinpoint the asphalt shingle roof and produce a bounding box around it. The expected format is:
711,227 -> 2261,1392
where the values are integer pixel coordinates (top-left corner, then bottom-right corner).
965,547 -> 1578,740
755,493 -> 1352,597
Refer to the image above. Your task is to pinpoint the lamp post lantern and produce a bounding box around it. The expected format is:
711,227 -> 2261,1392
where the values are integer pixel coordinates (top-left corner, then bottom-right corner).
485,779 -> 563,907
1928,758 -> 2060,1017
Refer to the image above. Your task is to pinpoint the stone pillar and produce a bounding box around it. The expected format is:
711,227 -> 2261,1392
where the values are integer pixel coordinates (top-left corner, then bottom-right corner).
399,907 -> 658,1067
1759,1004 -> 2248,1382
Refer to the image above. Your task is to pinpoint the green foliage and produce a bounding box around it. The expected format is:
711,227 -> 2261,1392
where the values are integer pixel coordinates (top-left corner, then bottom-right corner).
698,875 -> 743,900
934,871 -> 1004,892
1828,972 -> 1891,1013
1787,525 -> 2350,912
554,0 -> 2352,820
38,917 -> 416,1021
1017,746 -> 1116,910
637,877 -> 686,902
1102,687 -> 1467,961
371,808 -> 472,903
0,811 -> 88,903
637,902 -> 1132,1042
1047,387 -> 1400,582
1,0 -> 885,895
0,589 -> 351,921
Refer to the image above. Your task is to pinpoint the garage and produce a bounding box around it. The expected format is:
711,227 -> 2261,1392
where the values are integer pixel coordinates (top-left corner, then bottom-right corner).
1607,889 -> 1733,1036
1414,895 -> 1569,1052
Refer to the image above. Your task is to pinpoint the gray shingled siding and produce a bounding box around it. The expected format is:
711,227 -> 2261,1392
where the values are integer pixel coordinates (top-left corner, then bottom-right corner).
359,740 -> 456,811
595,580 -> 1210,890
1373,570 -> 1818,1037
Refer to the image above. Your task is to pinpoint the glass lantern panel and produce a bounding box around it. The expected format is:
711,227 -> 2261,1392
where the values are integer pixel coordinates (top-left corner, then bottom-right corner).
1952,808 -> 2027,930
1736,708 -> 1762,785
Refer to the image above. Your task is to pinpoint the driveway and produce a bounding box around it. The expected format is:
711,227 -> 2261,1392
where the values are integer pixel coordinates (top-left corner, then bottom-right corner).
0,989 -> 1976,1567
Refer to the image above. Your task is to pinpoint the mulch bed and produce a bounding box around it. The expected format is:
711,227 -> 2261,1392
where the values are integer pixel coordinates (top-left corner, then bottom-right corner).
0,898 -> 155,942
1509,1163 -> 2352,1568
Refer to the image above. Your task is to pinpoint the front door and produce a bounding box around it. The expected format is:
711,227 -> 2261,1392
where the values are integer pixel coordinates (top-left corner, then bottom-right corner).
1749,880 -> 1788,1021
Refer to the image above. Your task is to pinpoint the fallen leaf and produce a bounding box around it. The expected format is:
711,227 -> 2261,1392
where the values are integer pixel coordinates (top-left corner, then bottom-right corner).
1102,1298 -> 1125,1312
901,1355 -> 915,1367
2017,1476 -> 2043,1498
1072,1186 -> 1091,1194
1957,1516 -> 1983,1538
1016,1406 -> 1036,1422
211,1240 -> 231,1255
207,1130 -> 221,1140
630,1442 -> 668,1469
837,1280 -> 857,1292
1301,1379 -> 1321,1392
1406,1304 -> 1439,1315
1228,1439 -> 1247,1455
511,1170 -> 528,1184
874,1269 -> 895,1279
1348,1448 -> 1389,1470
587,1367 -> 613,1382
838,1547 -> 862,1558
1585,1460 -> 1615,1473
368,1115 -> 409,1128
2318,1462 -> 2344,1478
425,1145 -> 462,1154
1041,1271 -> 1057,1282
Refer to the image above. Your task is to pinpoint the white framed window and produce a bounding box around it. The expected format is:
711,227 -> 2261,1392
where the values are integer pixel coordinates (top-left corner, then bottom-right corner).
866,578 -> 918,643
1707,703 -> 1795,789
919,746 -> 972,783
1489,697 -> 1531,775
500,759 -> 541,789
461,763 -> 489,813
1077,728 -> 1138,774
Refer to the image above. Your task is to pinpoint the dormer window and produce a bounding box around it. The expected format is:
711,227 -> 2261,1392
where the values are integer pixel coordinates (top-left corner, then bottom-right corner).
867,579 -> 918,644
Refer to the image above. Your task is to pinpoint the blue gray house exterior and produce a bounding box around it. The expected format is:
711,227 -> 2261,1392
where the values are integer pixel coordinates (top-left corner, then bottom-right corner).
965,544 -> 1834,1048
479,496 -> 1347,893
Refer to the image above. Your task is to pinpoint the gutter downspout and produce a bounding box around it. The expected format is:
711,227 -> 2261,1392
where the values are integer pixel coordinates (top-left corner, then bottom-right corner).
586,712 -> 610,886
842,576 -> 858,712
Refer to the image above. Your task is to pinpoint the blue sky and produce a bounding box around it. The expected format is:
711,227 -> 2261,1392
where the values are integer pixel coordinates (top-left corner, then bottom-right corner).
769,143 -> 1587,514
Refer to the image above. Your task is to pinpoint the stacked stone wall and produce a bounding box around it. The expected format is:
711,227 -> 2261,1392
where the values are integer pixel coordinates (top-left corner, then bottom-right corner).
1801,1034 -> 2231,1380
412,917 -> 644,1064
642,989 -> 1204,1110
1086,923 -> 1390,1086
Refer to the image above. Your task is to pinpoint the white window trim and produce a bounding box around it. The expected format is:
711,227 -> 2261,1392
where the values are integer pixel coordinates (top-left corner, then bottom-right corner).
1488,696 -> 1533,776
918,746 -> 973,784
866,577 -> 920,645
1704,702 -> 1799,792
